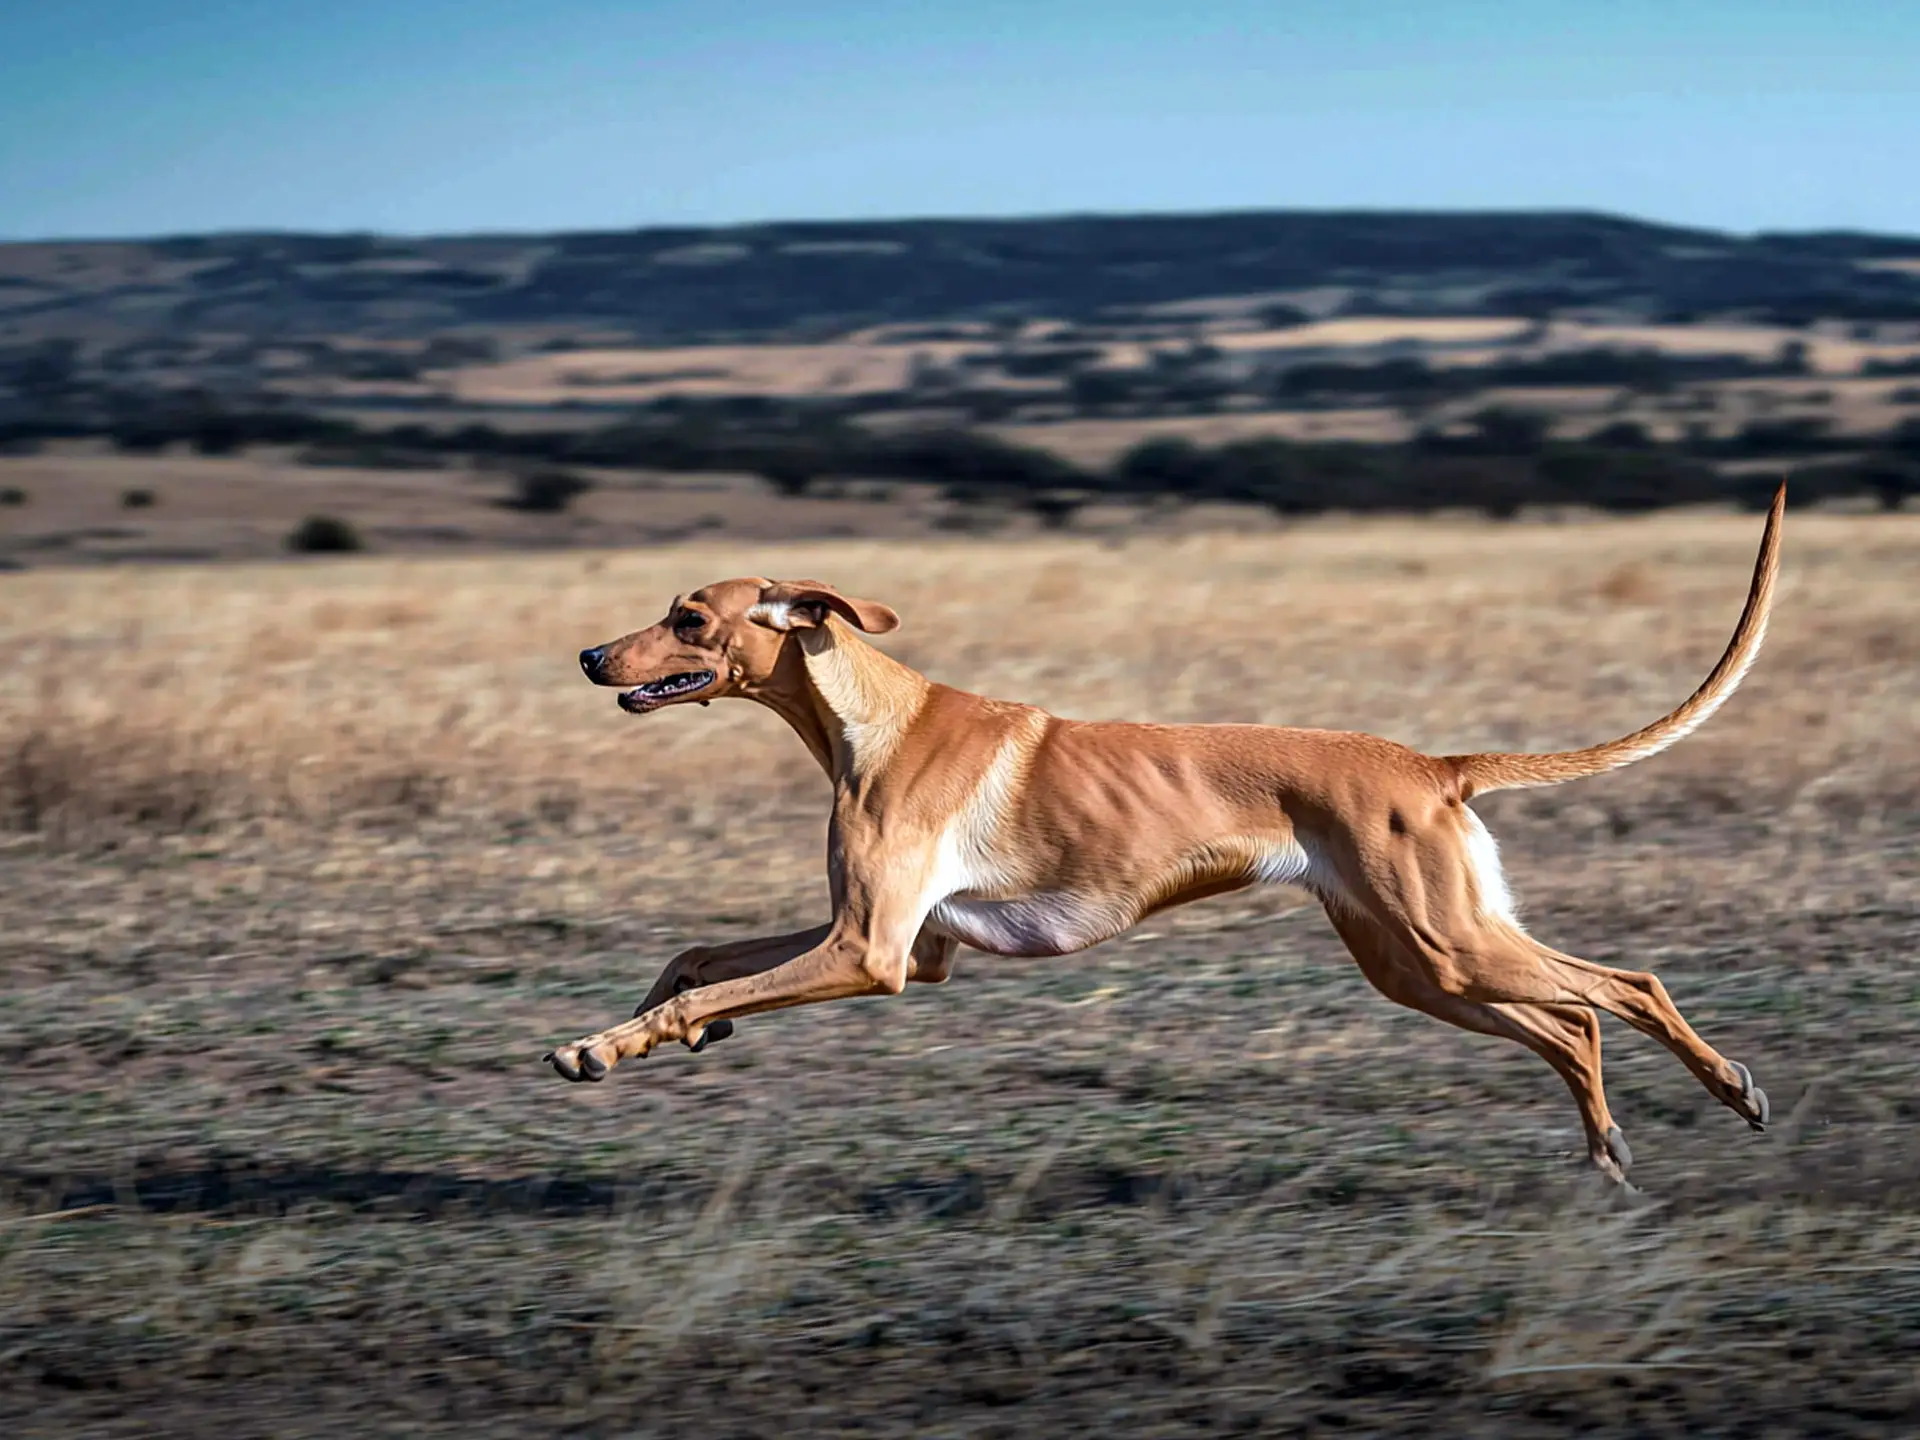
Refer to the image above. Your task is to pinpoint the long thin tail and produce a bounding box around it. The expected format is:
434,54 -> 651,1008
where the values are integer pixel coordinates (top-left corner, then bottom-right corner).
1445,481 -> 1786,801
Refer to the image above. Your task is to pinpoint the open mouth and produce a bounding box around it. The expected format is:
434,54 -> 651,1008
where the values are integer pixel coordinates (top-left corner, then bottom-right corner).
617,670 -> 716,713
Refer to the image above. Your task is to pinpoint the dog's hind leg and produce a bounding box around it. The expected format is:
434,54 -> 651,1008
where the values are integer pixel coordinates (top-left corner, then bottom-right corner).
1466,926 -> 1769,1133
1338,807 -> 1770,1136
1325,908 -> 1634,1184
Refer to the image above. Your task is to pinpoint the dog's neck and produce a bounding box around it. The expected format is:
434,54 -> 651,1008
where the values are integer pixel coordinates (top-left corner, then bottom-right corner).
750,619 -> 929,784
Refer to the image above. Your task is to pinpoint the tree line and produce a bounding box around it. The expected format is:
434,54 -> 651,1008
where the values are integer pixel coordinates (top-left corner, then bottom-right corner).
2,395 -> 1915,520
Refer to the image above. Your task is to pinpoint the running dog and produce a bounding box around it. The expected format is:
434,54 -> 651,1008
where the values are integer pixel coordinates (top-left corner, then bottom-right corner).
549,485 -> 1785,1186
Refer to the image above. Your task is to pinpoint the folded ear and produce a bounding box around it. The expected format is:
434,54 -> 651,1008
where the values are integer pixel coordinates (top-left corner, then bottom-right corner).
751,579 -> 901,635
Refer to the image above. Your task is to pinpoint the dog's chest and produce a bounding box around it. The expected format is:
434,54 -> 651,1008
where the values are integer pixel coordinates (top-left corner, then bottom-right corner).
918,722 -> 1126,957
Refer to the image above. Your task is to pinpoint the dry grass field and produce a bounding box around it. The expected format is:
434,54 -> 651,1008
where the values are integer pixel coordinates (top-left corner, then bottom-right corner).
2,508 -> 1918,1436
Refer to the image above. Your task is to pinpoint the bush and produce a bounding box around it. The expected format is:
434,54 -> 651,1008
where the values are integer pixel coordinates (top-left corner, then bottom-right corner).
1536,447 -> 1719,513
0,486 -> 26,506
1466,406 -> 1553,456
1258,302 -> 1314,328
1025,491 -> 1091,530
296,443 -> 445,471
286,515 -> 363,553
1584,420 -> 1654,449
1067,368 -> 1139,413
109,421 -> 174,454
500,467 -> 593,513
1274,357 -> 1445,402
1114,437 -> 1217,497
869,428 -> 1084,493
1804,455 -> 1920,512
1861,458 -> 1920,512
121,488 -> 157,509
999,346 -> 1102,379
758,456 -> 815,498
1887,417 -> 1920,456
1453,470 -> 1531,521
1728,417 -> 1833,457
1212,438 -> 1314,508
190,414 -> 246,456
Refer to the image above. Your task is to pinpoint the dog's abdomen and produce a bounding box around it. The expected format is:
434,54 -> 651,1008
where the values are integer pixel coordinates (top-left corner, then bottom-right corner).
926,892 -> 1131,958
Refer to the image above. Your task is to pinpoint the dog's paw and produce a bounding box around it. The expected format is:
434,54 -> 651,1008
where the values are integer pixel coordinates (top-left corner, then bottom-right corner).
1727,1060 -> 1769,1132
1605,1124 -> 1633,1175
544,1041 -> 614,1083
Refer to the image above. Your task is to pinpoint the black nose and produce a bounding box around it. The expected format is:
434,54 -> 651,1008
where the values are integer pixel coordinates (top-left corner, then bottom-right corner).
579,647 -> 605,679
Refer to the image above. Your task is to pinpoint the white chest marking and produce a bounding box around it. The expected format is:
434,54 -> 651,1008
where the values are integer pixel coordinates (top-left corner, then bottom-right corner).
925,725 -> 1033,892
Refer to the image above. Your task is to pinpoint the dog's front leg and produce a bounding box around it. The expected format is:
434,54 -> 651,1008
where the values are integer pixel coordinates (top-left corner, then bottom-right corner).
631,924 -> 834,1051
546,878 -> 925,1082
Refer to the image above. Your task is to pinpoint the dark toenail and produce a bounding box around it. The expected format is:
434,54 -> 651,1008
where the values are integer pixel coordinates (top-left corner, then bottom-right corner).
1607,1125 -> 1633,1173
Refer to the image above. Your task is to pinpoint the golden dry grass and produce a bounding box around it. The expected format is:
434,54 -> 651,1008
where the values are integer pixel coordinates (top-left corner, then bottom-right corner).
8,508 -> 1913,866
3,510 -> 1918,1435
435,340 -> 990,405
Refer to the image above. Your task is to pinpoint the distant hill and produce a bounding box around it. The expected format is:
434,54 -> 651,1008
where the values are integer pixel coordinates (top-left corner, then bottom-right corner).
5,210 -> 1920,343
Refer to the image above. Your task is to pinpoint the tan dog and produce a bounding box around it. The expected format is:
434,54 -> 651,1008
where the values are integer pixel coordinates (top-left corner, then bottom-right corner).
549,485 -> 1786,1186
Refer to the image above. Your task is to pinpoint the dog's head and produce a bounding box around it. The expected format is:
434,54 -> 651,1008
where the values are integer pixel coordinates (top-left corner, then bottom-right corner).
577,577 -> 900,715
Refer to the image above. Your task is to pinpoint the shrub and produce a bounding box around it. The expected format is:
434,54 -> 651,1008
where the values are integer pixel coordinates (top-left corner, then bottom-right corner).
121,488 -> 157,509
1114,437 -> 1217,497
1466,406 -> 1553,456
1067,368 -> 1139,413
190,415 -> 246,456
1258,302 -> 1314,328
1536,448 -> 1719,513
1584,420 -> 1654,449
1212,438 -> 1312,508
1729,417 -> 1833,456
1806,455 -> 1920,512
1861,459 -> 1919,512
759,456 -> 815,498
1273,357 -> 1444,402
286,515 -> 363,553
1026,491 -> 1091,530
501,467 -> 593,513
1456,471 -> 1531,521
296,443 -> 445,471
109,421 -> 174,454
0,486 -> 26,506
870,428 -> 1084,493
999,346 -> 1102,379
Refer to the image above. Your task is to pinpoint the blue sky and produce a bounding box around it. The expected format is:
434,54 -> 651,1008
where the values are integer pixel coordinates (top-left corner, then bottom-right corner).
2,0 -> 1915,240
